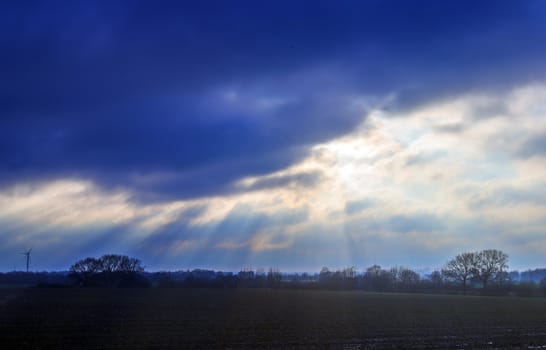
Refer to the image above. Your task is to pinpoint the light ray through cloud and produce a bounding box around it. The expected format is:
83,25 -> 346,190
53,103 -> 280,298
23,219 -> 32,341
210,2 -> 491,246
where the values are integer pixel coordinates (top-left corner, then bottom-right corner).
1,84 -> 545,271
1,1 -> 546,272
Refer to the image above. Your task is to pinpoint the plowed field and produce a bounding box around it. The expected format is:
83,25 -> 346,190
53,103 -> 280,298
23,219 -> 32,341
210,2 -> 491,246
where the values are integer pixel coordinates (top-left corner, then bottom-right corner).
1,288 -> 546,349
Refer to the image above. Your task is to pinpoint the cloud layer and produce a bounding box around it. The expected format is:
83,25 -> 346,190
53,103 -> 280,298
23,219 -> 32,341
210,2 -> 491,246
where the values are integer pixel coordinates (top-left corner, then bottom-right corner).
2,84 -> 546,271
1,1 -> 546,271
2,1 -> 546,199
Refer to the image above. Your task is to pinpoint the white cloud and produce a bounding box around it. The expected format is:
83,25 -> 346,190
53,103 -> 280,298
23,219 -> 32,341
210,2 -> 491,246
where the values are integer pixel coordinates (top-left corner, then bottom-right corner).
1,84 -> 546,270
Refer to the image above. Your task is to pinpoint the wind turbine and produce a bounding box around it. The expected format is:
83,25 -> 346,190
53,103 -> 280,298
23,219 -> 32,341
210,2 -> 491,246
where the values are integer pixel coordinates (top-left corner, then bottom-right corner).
20,248 -> 32,272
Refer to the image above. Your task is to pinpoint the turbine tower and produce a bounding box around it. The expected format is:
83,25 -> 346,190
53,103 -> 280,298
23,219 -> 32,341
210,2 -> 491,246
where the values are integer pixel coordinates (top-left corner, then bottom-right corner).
20,248 -> 32,272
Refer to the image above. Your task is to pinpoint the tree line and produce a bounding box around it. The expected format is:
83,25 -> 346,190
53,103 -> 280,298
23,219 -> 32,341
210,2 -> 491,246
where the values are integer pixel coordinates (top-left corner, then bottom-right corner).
442,249 -> 508,294
68,254 -> 148,287
62,250 -> 546,295
2,250 -> 546,296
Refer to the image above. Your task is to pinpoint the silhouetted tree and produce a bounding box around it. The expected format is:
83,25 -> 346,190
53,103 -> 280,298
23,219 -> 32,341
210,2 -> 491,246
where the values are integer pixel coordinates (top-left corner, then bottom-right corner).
363,265 -> 392,291
399,268 -> 420,291
98,254 -> 144,273
69,257 -> 101,286
442,250 -> 509,294
267,267 -> 282,288
388,266 -> 420,292
237,268 -> 255,287
317,266 -> 358,289
69,254 -> 145,287
442,252 -> 477,294
343,266 -> 356,279
473,249 -> 508,289
429,270 -> 444,286
319,267 -> 331,283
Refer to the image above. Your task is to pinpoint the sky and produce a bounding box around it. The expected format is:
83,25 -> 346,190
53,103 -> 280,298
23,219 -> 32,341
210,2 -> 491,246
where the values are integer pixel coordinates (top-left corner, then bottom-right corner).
1,0 -> 546,272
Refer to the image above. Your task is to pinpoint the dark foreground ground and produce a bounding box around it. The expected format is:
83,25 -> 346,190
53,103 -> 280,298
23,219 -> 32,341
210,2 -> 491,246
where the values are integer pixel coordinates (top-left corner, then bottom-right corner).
1,288 -> 546,349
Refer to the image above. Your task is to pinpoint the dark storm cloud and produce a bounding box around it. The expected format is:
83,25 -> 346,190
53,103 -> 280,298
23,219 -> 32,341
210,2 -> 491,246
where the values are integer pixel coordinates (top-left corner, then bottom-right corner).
2,0 -> 546,199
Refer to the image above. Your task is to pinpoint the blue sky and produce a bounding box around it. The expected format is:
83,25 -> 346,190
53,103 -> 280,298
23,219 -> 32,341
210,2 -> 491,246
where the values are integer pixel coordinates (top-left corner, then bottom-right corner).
1,1 -> 546,272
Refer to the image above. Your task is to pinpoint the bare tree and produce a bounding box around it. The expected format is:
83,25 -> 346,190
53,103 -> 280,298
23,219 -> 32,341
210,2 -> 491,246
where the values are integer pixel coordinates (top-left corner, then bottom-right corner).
267,267 -> 282,287
69,254 -> 145,287
442,252 -> 477,294
69,257 -> 100,274
69,257 -> 101,286
342,266 -> 356,279
428,270 -> 444,286
365,265 -> 382,277
364,265 -> 392,291
117,255 -> 145,273
319,266 -> 331,283
399,268 -> 420,288
389,266 -> 420,291
473,249 -> 508,289
97,254 -> 144,273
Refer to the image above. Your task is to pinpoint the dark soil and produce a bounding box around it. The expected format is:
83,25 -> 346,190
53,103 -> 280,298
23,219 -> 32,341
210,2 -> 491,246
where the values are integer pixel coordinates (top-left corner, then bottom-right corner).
1,288 -> 546,349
